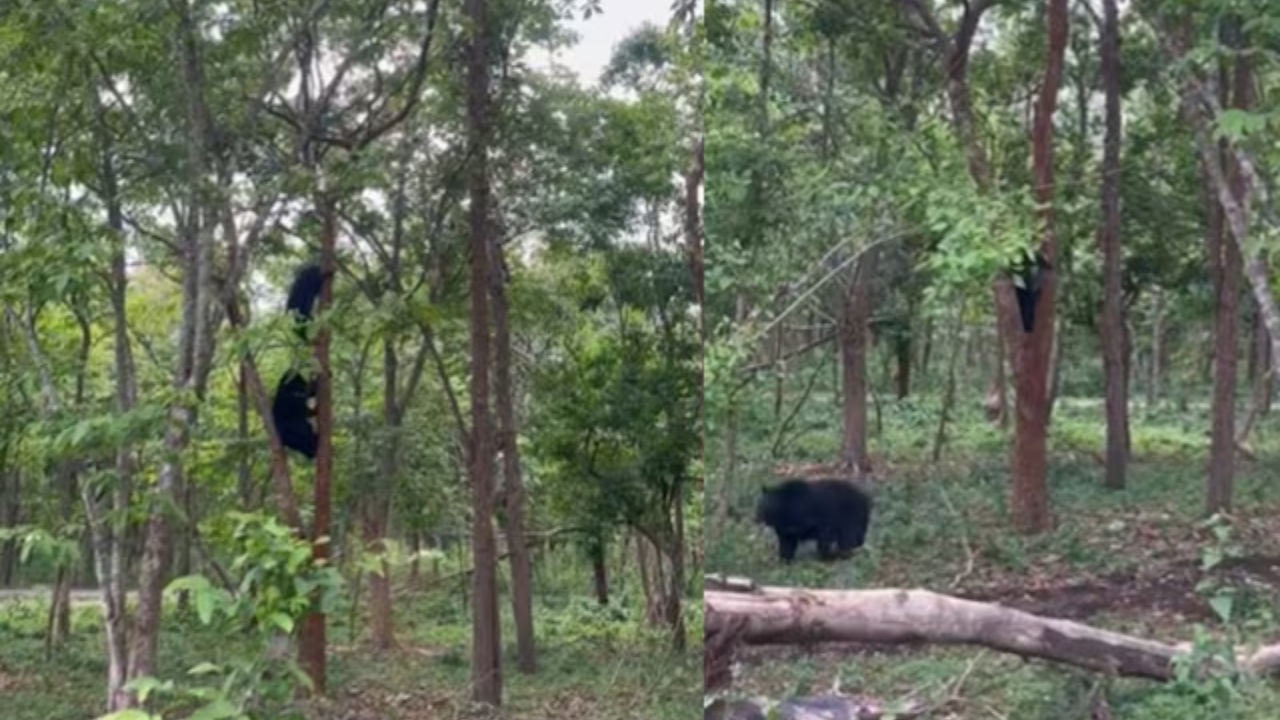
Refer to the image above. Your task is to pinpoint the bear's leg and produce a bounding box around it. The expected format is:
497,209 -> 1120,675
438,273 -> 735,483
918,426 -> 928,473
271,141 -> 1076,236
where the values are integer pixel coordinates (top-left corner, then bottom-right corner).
816,534 -> 838,560
777,532 -> 799,562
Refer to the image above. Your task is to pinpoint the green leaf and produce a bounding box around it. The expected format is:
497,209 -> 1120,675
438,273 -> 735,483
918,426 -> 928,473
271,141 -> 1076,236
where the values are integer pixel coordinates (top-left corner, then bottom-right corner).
1208,594 -> 1234,623
186,698 -> 244,720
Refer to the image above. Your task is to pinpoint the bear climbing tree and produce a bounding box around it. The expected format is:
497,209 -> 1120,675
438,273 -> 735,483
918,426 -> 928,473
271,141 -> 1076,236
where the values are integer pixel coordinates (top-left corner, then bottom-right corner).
271,263 -> 328,460
755,478 -> 872,562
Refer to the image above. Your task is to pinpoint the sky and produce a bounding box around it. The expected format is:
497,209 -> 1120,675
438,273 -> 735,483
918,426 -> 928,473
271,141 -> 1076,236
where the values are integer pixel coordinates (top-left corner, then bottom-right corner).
538,0 -> 672,86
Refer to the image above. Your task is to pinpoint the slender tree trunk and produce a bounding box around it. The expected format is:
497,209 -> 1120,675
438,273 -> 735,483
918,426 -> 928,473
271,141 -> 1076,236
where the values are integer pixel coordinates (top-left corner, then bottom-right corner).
838,252 -> 876,474
100,118 -> 135,707
687,136 -> 704,314
0,467 -> 16,587
465,0 -> 501,701
667,479 -> 687,652
1206,22 -> 1249,514
237,363 -> 253,506
491,243 -> 536,674
128,4 -> 218,701
1148,289 -> 1164,408
298,194 -> 337,693
591,539 -> 609,606
1157,14 -> 1280,372
1046,314 -> 1064,423
918,315 -> 933,380
1257,309 -> 1273,415
1009,0 -> 1067,535
366,342 -> 398,652
894,333 -> 911,399
1099,0 -> 1128,489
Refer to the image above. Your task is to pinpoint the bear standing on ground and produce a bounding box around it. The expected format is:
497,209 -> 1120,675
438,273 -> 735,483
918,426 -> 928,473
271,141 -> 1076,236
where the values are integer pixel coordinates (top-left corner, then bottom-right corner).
270,262 -> 328,460
756,478 -> 872,562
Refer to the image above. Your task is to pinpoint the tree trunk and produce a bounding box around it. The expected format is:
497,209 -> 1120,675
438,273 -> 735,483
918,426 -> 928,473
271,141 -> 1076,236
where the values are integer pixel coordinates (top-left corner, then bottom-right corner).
667,478 -> 687,652
686,136 -> 704,315
838,252 -> 876,474
1148,288 -> 1164,408
1206,23 -> 1249,514
237,363 -> 253,506
465,0 -> 501,701
364,336 -> 397,650
903,0 -> 1010,424
0,467 -> 16,587
919,315 -> 933,380
1257,309 -> 1274,415
1046,314 -> 1064,424
591,540 -> 609,606
1099,0 -> 1128,490
128,3 -> 218,702
491,242 -> 536,674
1009,0 -> 1067,535
298,195 -> 337,694
93,82 -> 137,709
364,471 -> 395,649
1158,16 -> 1280,373
894,333 -> 911,399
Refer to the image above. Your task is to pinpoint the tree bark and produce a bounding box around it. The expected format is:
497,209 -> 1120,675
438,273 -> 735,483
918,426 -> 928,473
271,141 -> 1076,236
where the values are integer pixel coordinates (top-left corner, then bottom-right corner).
687,136 -> 704,314
1008,0 -> 1067,534
1098,0 -> 1128,490
705,582 -> 1280,681
1156,16 -> 1280,372
837,251 -> 876,474
1148,288 -> 1164,407
1256,309 -> 1273,415
667,479 -> 687,652
465,0 -> 502,701
491,241 -> 536,674
128,1 -> 219,702
1205,20 -> 1249,514
591,540 -> 609,606
365,337 -> 398,652
298,193 -> 337,693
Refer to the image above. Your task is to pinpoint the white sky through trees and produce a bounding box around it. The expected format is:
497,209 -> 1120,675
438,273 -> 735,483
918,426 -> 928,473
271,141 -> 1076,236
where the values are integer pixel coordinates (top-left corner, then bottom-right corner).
541,0 -> 671,85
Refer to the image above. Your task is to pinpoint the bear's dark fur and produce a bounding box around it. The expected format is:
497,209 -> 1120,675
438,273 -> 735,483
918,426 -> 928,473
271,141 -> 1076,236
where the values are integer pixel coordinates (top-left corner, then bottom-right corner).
284,263 -> 328,340
755,478 -> 872,562
271,371 -> 318,459
270,262 -> 326,460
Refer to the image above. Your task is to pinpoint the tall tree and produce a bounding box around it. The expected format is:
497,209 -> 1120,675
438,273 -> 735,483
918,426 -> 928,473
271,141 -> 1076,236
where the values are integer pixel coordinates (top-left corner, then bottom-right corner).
129,1 -> 221,700
1009,0 -> 1068,534
465,0 -> 502,704
1097,0 -> 1128,489
491,223 -> 536,674
1205,17 -> 1250,513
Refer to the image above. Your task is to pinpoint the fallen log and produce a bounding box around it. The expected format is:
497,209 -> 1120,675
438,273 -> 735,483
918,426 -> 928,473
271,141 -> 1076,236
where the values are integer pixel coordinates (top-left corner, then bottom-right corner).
705,694 -> 926,720
705,581 -> 1280,681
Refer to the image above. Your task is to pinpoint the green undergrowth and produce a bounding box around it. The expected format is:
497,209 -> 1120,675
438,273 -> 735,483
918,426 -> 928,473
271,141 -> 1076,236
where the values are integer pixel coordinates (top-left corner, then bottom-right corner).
0,589 -> 701,720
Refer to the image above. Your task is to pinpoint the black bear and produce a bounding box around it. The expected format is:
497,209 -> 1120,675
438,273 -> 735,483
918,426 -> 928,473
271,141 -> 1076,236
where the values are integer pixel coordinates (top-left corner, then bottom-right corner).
284,262 -> 327,340
272,371 -> 318,459
271,262 -> 327,460
756,478 -> 872,562
1009,250 -> 1051,333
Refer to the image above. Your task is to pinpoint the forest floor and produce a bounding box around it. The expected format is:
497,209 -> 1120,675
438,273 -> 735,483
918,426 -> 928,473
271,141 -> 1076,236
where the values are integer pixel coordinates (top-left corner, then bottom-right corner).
707,395 -> 1280,720
0,587 -> 700,720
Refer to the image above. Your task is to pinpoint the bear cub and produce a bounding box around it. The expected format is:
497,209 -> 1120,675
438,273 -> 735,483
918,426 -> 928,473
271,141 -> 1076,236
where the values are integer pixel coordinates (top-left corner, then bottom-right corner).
756,478 -> 872,562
